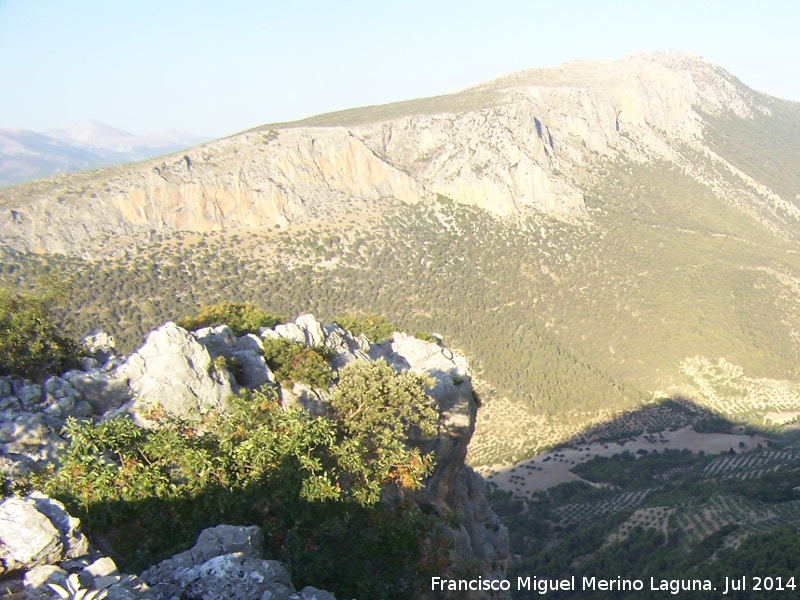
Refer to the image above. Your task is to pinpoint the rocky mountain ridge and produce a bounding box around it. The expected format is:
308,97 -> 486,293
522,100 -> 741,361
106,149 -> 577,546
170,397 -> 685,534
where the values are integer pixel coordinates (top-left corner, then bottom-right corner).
3,50 -> 795,256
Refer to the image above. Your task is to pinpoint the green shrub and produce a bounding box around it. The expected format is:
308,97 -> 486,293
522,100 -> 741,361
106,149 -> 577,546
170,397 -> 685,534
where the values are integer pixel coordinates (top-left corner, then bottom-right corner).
261,337 -> 332,388
30,362 -> 444,599
0,287 -> 82,379
177,302 -> 282,336
335,314 -> 396,343
327,359 -> 438,504
413,331 -> 437,343
210,354 -> 244,384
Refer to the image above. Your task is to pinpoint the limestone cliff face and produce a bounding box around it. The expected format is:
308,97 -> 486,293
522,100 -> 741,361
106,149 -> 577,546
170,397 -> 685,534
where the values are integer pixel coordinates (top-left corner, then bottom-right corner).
0,50 -> 778,255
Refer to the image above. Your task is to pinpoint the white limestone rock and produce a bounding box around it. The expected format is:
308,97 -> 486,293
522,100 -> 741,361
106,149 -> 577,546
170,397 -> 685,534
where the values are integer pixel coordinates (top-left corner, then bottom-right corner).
81,330 -> 117,363
279,383 -> 328,416
63,369 -> 131,415
22,565 -> 67,598
0,497 -> 62,573
114,322 -> 235,419
373,332 -> 473,431
28,492 -> 89,560
175,553 -> 294,600
235,333 -> 264,354
230,350 -> 274,388
321,324 -> 369,369
0,413 -> 65,468
295,314 -> 325,347
274,323 -> 306,345
140,525 -> 263,588
193,325 -> 237,357
0,493 -> 88,574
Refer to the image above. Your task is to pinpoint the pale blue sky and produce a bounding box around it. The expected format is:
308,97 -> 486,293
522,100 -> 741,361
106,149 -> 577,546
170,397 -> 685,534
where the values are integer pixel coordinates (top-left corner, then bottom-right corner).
1,0 -> 797,138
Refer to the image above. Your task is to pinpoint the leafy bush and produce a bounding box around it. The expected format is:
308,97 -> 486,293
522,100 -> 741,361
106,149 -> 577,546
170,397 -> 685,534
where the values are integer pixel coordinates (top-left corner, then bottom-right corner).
30,360 -> 444,598
335,314 -> 396,343
261,337 -> 332,388
177,302 -> 282,336
413,330 -> 437,343
0,287 -> 83,379
210,354 -> 244,384
327,359 -> 439,504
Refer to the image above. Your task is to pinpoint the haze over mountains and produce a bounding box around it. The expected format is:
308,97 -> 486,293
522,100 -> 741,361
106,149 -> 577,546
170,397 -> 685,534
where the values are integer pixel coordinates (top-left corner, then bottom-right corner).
0,119 -> 205,188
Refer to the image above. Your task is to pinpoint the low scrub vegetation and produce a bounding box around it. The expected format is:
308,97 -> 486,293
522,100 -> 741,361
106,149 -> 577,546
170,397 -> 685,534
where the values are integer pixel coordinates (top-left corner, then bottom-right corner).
0,285 -> 83,380
29,359 -> 442,599
261,337 -> 333,388
335,314 -> 396,343
177,301 -> 282,336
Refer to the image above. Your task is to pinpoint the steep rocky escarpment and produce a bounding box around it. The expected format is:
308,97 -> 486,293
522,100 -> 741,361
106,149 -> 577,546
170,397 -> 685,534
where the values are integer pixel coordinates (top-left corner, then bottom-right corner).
4,50 -> 795,255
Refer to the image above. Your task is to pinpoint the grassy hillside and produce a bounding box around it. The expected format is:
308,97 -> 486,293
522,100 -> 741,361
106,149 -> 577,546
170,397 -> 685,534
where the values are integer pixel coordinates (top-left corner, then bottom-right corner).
261,87 -> 505,130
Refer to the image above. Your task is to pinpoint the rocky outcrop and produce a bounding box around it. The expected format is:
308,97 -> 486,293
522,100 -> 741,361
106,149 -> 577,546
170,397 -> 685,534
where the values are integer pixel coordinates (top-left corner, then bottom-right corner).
0,315 -> 508,596
0,492 -> 88,575
368,332 -> 508,587
0,500 -> 337,600
114,322 -> 236,420
140,525 -> 298,600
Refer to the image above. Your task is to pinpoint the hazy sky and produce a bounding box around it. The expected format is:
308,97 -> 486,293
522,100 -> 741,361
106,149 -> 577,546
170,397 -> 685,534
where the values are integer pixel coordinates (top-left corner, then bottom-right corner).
1,0 -> 798,138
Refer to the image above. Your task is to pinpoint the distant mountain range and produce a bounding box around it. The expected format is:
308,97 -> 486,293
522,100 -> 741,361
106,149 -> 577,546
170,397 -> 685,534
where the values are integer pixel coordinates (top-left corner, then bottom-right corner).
0,120 -> 206,187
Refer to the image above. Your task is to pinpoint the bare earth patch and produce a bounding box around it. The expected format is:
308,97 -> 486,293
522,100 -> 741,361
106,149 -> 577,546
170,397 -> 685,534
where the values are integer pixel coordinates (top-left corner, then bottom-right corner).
481,427 -> 766,496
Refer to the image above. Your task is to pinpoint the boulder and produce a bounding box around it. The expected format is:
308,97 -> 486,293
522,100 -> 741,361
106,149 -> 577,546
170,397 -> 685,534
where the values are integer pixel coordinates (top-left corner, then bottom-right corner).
279,383 -> 327,416
174,553 -> 294,600
79,356 -> 99,371
77,556 -> 119,589
259,327 -> 281,340
115,322 -> 235,419
81,330 -> 117,365
299,587 -> 338,600
22,565 -> 67,599
141,525 -> 263,588
295,314 -> 325,347
0,493 -> 88,574
103,573 -> 158,600
63,369 -> 131,415
0,496 -> 62,573
230,350 -> 273,388
0,413 -> 65,472
194,330 -> 273,389
29,492 -> 89,560
321,324 -> 369,369
274,323 -> 305,345
12,380 -> 42,410
235,334 -> 264,354
193,325 -> 237,357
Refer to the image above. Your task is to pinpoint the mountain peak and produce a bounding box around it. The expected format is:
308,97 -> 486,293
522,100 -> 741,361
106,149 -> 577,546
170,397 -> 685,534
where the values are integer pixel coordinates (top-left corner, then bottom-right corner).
46,120 -> 136,149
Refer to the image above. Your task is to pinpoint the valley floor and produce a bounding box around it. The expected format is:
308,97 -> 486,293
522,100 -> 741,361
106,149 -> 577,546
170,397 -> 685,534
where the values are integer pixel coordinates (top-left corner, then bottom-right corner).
482,427 -> 766,495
